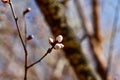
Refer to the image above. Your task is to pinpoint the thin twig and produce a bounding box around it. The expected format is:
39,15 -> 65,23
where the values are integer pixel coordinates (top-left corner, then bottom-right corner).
23,16 -> 28,80
27,46 -> 54,69
79,34 -> 88,42
8,1 -> 28,80
23,13 -> 28,80
107,0 -> 120,79
24,16 -> 27,46
9,2 -> 27,55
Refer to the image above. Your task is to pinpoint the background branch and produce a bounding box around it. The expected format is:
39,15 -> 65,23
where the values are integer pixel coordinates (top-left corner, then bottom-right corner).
107,0 -> 120,79
74,0 -> 107,79
91,0 -> 107,79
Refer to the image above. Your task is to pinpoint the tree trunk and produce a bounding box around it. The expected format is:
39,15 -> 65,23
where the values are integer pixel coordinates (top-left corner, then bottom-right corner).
35,0 -> 98,80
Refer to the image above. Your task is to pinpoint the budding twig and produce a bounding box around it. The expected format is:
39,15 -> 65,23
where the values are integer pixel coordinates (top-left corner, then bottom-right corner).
27,35 -> 64,69
9,1 -> 27,55
23,7 -> 31,80
8,1 -> 28,80
27,46 -> 54,69
1,1 -> 64,80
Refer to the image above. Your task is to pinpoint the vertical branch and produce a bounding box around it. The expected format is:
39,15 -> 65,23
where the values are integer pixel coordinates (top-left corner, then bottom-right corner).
91,0 -> 107,79
22,7 -> 32,80
24,17 -> 27,45
8,1 -> 28,80
9,2 -> 28,56
107,0 -> 120,79
92,0 -> 101,42
74,0 -> 107,79
24,17 -> 28,80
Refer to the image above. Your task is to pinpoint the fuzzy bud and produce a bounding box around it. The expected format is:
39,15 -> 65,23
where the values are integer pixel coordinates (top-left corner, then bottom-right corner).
56,35 -> 63,42
27,35 -> 34,41
54,43 -> 61,49
59,44 -> 64,48
54,43 -> 64,49
1,0 -> 9,3
49,37 -> 54,45
23,7 -> 31,15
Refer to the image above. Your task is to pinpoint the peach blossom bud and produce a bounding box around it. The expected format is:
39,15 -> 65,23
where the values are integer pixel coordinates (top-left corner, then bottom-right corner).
23,7 -> 31,15
54,43 -> 61,49
1,0 -> 9,3
49,37 -> 54,44
56,35 -> 63,42
54,43 -> 64,49
59,44 -> 64,48
27,35 -> 34,40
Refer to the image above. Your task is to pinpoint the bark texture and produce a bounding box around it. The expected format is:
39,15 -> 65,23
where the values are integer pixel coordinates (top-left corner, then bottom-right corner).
35,0 -> 98,80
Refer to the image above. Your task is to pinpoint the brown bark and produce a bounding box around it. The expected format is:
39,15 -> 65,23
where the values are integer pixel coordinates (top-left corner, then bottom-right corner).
35,0 -> 98,80
92,0 -> 101,42
92,0 -> 107,79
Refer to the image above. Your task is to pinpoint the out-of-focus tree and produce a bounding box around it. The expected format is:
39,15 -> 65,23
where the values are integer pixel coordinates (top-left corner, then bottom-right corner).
0,0 -> 120,80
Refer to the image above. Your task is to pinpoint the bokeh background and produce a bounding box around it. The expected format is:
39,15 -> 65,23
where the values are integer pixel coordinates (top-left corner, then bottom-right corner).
0,0 -> 120,80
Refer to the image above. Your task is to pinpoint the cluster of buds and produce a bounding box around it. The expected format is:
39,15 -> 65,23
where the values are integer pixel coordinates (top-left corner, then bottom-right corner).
1,0 -> 9,3
49,35 -> 64,49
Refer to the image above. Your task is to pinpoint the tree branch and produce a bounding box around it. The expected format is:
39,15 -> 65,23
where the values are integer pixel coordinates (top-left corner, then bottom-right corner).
107,0 -> 120,79
74,0 -> 107,79
8,1 -> 28,80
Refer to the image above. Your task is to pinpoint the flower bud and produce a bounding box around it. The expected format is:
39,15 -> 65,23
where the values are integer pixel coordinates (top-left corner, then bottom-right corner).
54,43 -> 61,49
59,44 -> 64,48
1,0 -> 9,3
54,43 -> 64,49
56,35 -> 63,42
27,35 -> 34,41
49,37 -> 54,45
23,7 -> 31,15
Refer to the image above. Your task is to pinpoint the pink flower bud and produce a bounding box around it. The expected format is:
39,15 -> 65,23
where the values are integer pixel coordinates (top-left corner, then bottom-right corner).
27,35 -> 34,40
56,35 -> 63,42
49,37 -> 54,45
1,0 -> 9,3
23,7 -> 31,15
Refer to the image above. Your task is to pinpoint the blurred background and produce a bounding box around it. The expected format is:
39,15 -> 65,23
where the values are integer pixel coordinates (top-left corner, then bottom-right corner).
0,0 -> 120,80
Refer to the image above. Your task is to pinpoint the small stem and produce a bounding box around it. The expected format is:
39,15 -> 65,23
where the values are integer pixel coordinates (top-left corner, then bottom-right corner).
80,34 -> 88,42
27,47 -> 54,69
23,16 -> 27,45
9,2 -> 27,55
24,53 -> 28,80
23,13 -> 28,80
9,2 -> 28,80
